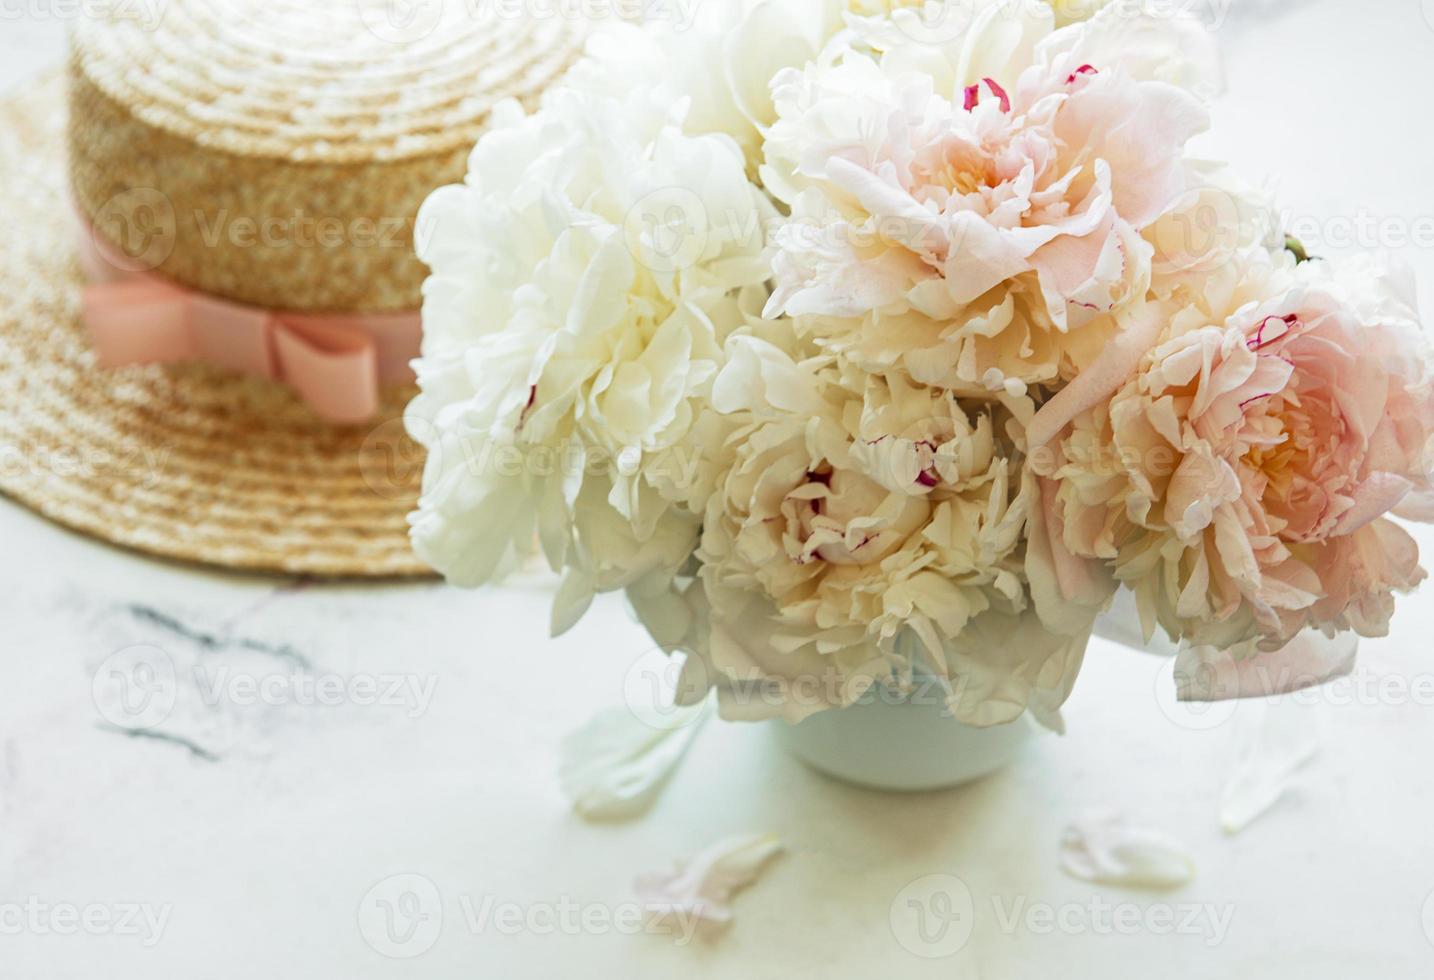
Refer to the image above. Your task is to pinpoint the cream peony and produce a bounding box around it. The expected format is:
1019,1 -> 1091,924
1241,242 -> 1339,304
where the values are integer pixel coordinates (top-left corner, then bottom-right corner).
670,334 -> 1097,728
407,86 -> 775,634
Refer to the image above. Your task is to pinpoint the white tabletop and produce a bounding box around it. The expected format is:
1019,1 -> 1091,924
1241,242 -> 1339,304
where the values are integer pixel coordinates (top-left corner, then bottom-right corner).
4,4 -> 1434,977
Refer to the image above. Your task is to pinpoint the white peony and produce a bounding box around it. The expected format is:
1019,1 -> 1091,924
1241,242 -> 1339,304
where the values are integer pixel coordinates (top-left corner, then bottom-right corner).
569,1 -> 848,172
407,85 -> 775,634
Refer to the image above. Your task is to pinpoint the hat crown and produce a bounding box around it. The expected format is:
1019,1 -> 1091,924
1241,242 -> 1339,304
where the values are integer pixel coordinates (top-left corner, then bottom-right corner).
68,0 -> 587,312
71,0 -> 587,164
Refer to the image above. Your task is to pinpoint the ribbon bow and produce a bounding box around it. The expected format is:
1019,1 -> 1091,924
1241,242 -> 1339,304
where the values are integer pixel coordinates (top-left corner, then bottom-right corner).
78,222 -> 421,424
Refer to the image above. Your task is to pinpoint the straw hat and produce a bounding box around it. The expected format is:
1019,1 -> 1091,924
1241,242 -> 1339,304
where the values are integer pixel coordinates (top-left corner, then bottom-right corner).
0,1 -> 586,577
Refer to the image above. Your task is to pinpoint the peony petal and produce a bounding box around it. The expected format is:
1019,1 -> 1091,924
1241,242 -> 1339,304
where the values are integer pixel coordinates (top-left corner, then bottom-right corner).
1219,699 -> 1323,835
1026,309 -> 1166,457
1055,76 -> 1209,228
825,157 -> 949,261
1038,2 -> 1223,97
1023,472 -> 1113,658
711,337 -> 828,418
721,1 -> 825,134
1328,472 -> 1414,537
558,698 -> 714,821
637,833 -> 784,934
1175,632 -> 1357,702
1060,812 -> 1196,890
1394,489 -> 1434,523
550,567 -> 596,638
627,573 -> 693,651
1093,589 -> 1179,655
939,212 -> 1035,306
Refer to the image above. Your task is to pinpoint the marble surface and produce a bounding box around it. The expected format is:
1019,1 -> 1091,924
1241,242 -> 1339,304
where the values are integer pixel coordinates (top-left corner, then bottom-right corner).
4,3 -> 1434,977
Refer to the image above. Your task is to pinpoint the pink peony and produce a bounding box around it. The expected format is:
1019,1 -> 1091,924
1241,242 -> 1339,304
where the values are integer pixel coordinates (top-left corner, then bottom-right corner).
1035,252 -> 1434,655
760,8 -> 1211,394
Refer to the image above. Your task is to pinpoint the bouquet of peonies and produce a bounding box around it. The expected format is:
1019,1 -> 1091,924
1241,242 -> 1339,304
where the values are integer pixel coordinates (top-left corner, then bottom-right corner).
407,0 -> 1434,730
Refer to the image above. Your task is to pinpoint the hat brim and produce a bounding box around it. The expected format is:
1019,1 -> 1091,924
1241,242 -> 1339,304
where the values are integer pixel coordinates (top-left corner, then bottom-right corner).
0,74 -> 433,578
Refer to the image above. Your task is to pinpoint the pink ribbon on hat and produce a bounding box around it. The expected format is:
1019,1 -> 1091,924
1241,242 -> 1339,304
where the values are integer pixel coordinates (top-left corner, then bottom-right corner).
76,218 -> 421,425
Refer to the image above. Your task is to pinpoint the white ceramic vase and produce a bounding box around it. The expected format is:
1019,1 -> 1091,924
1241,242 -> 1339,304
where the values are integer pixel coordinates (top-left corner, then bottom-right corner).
774,687 -> 1040,792
773,603 -> 1158,791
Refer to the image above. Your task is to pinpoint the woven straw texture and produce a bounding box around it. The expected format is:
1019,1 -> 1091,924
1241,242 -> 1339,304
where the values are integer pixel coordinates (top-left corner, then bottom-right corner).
69,0 -> 587,311
0,73 -> 434,577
